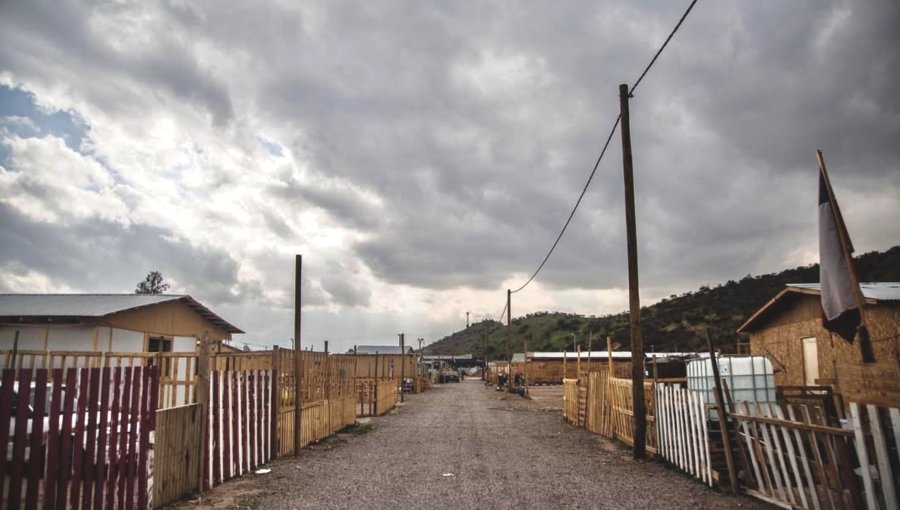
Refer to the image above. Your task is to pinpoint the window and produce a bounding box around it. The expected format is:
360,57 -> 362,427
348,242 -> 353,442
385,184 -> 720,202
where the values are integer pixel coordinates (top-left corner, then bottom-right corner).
148,336 -> 173,352
147,335 -> 173,371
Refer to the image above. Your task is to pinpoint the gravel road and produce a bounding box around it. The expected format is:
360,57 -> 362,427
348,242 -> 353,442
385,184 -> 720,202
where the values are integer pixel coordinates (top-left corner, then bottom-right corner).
174,379 -> 773,510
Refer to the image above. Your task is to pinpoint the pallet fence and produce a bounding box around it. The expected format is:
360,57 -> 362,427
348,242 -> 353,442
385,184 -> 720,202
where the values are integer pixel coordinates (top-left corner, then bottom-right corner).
730,401 -> 865,510
848,402 -> 899,510
563,379 -> 579,424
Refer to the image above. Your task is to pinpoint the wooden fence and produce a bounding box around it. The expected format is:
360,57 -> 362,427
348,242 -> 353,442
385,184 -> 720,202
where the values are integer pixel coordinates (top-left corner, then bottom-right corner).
584,371 -> 613,437
153,404 -> 203,507
563,369 -> 657,454
563,379 -> 579,424
2,347 -> 419,508
1,350 -> 198,409
730,401 -> 864,510
849,402 -> 899,510
356,379 -> 400,417
656,384 -> 713,486
608,376 -> 657,454
565,365 -> 900,510
0,366 -> 157,510
205,370 -> 272,491
376,379 -> 399,416
299,396 -> 357,448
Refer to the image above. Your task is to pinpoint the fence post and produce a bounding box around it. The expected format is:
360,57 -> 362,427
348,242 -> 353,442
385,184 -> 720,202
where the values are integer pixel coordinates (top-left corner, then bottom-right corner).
706,332 -> 738,493
196,331 -> 210,493
271,346 -> 280,458
374,352 -> 379,415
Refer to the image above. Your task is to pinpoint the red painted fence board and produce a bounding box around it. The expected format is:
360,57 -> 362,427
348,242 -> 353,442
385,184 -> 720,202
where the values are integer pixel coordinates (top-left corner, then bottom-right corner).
0,369 -> 16,500
9,369 -> 33,508
1,367 -> 156,510
26,369 -> 48,509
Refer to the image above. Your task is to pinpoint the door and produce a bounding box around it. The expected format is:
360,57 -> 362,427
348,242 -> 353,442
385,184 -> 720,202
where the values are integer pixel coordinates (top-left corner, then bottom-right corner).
802,337 -> 819,386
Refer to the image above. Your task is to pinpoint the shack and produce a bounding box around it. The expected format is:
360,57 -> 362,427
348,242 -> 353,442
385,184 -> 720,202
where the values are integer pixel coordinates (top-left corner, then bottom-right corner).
514,351 -> 693,384
0,293 -> 243,353
737,282 -> 900,408
347,344 -> 417,380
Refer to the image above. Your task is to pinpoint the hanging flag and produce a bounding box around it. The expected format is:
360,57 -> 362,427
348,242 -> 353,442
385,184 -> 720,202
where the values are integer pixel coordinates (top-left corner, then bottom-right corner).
818,161 -> 860,342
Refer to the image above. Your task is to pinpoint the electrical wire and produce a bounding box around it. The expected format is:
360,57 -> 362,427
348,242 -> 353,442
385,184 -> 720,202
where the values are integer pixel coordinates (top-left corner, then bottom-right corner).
510,116 -> 621,294
496,0 -> 700,309
629,0 -> 700,97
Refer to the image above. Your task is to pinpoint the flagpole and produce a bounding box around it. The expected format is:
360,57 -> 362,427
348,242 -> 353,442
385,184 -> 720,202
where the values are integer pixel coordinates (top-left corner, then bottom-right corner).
816,150 -> 876,363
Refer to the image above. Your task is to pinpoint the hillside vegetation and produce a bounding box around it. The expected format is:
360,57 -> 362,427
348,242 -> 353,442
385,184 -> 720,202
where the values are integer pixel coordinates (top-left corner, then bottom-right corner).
424,246 -> 900,359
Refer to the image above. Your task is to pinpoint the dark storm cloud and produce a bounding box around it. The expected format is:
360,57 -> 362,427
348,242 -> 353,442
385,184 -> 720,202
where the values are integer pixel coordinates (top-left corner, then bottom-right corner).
1,0 -> 898,320
0,1 -> 233,125
268,175 -> 383,231
0,203 -> 245,304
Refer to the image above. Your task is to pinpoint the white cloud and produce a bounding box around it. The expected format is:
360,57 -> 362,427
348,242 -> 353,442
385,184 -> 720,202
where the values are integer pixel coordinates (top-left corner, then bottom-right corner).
0,0 -> 897,353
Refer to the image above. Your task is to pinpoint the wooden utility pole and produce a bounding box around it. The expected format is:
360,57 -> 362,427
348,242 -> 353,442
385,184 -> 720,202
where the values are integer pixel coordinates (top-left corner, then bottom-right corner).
506,289 -> 512,394
293,254 -> 302,456
620,83 -> 646,459
816,150 -> 876,363
399,333 -> 405,403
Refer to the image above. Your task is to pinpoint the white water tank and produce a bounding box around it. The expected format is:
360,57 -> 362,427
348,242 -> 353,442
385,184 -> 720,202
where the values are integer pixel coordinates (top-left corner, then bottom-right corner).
686,355 -> 775,420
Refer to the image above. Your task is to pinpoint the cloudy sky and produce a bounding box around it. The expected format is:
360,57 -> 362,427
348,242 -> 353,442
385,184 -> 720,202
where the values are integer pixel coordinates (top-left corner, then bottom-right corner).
1,1 -> 898,352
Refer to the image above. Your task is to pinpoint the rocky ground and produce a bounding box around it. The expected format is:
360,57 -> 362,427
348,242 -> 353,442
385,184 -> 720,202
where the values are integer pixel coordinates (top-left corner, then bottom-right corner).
168,379 -> 773,509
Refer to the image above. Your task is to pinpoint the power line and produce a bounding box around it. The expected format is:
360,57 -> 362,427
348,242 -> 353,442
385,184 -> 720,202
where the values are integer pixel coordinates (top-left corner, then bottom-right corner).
510,116 -> 621,294
629,0 -> 699,96
499,0 -> 700,302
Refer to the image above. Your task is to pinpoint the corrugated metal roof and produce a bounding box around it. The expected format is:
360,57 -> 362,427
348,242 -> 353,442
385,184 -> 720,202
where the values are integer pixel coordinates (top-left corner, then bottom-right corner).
787,282 -> 900,301
0,294 -> 243,334
421,354 -> 474,360
527,351 -> 695,360
737,282 -> 900,333
354,345 -> 413,355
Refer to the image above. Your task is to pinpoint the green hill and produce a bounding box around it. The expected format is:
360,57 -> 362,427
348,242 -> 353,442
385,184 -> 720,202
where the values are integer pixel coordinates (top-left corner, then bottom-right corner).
424,246 -> 900,359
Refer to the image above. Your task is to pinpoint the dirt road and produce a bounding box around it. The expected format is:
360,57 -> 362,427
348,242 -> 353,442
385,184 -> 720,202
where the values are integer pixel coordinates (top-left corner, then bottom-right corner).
175,379 -> 771,509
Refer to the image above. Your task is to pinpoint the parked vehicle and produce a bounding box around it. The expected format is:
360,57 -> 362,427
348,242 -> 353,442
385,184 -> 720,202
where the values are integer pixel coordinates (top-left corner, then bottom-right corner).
6,381 -> 136,473
439,371 -> 460,383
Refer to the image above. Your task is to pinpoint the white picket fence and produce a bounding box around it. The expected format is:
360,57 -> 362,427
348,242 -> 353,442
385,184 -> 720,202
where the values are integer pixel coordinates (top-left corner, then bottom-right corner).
655,384 -> 713,486
849,402 -> 899,510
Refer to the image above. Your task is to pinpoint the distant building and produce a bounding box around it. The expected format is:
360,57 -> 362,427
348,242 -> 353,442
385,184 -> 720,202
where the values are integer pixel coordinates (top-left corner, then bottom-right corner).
737,283 -> 900,406
353,345 -> 414,355
512,350 -> 693,383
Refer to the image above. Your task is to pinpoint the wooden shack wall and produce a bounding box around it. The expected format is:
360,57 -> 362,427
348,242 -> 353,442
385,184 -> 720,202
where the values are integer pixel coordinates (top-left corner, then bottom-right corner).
748,296 -> 899,403
101,300 -> 232,340
517,359 -> 630,384
350,354 -> 417,379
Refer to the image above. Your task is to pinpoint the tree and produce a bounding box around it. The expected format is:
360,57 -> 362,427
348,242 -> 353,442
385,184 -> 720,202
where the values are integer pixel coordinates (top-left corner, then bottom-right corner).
135,271 -> 170,295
